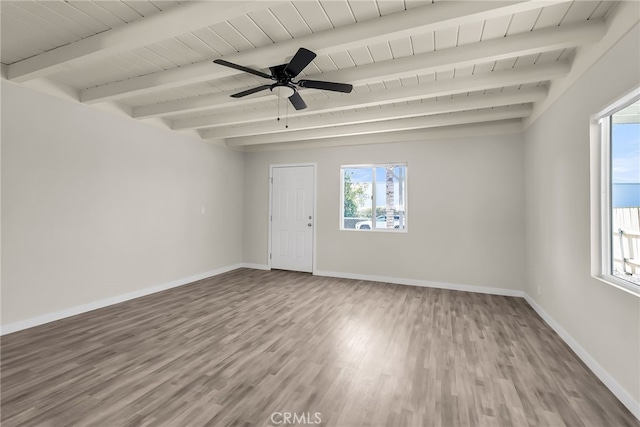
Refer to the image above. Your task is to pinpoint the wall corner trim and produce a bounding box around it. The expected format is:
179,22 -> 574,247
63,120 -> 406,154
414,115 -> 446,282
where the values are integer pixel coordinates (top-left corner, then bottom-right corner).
1,263 -> 245,336
523,293 -> 640,421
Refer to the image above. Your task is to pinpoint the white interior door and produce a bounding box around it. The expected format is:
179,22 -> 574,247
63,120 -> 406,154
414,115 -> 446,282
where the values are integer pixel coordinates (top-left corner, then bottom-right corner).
271,165 -> 314,272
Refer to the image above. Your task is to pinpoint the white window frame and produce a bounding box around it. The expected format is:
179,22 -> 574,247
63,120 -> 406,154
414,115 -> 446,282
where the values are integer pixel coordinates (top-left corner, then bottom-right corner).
340,163 -> 408,232
590,87 -> 640,297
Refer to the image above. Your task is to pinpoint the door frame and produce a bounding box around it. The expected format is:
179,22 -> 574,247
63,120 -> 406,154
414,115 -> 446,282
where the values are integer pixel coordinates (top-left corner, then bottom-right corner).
268,163 -> 318,273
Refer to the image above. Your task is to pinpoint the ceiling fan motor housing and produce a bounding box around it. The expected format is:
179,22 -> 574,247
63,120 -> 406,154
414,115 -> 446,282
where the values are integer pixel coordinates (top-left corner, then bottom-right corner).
268,63 -> 297,98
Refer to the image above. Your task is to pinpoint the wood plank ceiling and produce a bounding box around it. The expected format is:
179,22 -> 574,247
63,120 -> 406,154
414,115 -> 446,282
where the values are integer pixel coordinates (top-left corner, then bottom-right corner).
0,1 -> 620,150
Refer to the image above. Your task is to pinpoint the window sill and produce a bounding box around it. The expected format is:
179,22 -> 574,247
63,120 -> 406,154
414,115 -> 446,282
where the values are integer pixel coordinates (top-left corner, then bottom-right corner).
340,228 -> 408,233
593,274 -> 640,297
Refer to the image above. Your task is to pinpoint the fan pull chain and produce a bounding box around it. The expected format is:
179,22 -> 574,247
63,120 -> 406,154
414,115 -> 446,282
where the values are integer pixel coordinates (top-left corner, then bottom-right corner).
277,96 -> 281,122
285,100 -> 289,129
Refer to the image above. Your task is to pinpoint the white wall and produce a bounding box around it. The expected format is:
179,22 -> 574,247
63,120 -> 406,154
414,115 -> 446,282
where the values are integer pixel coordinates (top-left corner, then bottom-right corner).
524,24 -> 640,405
243,133 -> 526,292
1,82 -> 244,326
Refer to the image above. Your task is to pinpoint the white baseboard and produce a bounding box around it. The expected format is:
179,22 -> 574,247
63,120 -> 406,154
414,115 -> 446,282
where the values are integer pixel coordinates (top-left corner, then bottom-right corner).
240,263 -> 270,270
523,293 -> 640,421
0,263 -> 244,336
313,269 -> 525,297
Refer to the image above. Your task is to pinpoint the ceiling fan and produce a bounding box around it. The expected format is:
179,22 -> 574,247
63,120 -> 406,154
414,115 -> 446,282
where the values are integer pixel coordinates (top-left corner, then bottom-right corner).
213,47 -> 353,111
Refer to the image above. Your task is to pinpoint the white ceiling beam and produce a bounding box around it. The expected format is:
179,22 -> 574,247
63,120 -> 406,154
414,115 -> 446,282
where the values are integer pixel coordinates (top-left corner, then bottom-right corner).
175,61 -> 569,130
225,105 -> 533,147
305,20 -> 603,88
241,120 -> 524,152
6,2 -> 279,83
134,20 -> 598,120
201,87 -> 547,140
133,83 -> 270,119
81,0 -> 569,104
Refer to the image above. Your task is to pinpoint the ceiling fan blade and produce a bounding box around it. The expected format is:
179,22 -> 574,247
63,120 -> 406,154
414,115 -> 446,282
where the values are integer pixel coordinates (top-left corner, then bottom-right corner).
213,59 -> 272,80
288,92 -> 307,110
284,48 -> 316,78
297,80 -> 353,93
230,85 -> 272,98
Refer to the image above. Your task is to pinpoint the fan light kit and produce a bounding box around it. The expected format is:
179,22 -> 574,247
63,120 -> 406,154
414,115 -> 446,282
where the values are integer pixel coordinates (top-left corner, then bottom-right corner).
271,84 -> 296,99
213,48 -> 353,116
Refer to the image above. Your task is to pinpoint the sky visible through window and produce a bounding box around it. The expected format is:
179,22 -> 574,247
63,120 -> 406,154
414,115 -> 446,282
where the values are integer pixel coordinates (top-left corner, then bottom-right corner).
612,123 -> 640,208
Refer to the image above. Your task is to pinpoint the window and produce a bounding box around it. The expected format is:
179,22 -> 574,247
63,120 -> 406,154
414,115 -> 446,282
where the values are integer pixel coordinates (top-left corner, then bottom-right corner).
592,89 -> 640,295
340,164 -> 407,231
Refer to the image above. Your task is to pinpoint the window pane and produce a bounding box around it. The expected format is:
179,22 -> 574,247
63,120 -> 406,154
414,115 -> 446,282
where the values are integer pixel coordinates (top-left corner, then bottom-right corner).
341,164 -> 407,231
374,165 -> 406,230
610,101 -> 640,285
342,167 -> 372,229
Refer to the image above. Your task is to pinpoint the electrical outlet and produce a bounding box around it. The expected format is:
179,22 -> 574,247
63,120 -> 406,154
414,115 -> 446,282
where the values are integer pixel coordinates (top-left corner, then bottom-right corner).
201,207 -> 206,215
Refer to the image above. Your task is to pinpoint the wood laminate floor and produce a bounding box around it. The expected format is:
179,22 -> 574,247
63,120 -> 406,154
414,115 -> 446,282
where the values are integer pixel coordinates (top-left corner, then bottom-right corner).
1,269 -> 637,427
